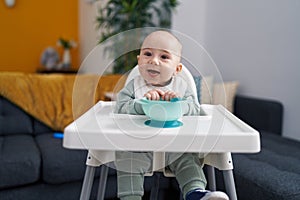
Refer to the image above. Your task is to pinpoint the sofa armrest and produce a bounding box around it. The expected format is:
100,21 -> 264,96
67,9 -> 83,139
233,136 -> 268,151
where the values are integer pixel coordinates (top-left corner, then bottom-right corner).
233,95 -> 283,135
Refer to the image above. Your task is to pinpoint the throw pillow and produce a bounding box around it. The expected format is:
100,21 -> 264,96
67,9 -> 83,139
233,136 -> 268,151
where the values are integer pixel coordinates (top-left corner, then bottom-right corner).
212,81 -> 239,112
200,76 -> 214,104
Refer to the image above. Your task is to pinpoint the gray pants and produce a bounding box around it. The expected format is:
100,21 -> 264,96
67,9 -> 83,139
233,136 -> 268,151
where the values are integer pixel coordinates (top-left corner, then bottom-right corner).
115,151 -> 207,200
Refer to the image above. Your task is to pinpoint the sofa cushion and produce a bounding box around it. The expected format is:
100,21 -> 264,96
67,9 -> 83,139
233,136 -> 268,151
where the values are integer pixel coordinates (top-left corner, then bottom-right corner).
261,131 -> 300,159
0,96 -> 33,135
232,131 -> 300,200
0,177 -> 118,200
35,133 -> 88,184
33,119 -> 53,135
0,135 -> 41,188
234,95 -> 283,135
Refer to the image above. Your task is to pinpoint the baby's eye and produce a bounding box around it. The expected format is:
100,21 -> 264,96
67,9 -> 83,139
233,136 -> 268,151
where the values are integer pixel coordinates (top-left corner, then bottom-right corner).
144,51 -> 152,56
161,54 -> 169,59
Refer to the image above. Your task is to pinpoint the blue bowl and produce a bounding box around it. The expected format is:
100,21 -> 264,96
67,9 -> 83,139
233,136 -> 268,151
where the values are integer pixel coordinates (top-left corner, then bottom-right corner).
136,98 -> 185,128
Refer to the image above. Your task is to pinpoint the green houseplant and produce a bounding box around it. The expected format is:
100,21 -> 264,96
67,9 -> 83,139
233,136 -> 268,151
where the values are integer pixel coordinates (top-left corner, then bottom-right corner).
96,0 -> 179,74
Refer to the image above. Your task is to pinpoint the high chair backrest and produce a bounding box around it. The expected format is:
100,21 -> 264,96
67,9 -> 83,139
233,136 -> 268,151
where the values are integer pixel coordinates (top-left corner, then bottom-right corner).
125,65 -> 199,103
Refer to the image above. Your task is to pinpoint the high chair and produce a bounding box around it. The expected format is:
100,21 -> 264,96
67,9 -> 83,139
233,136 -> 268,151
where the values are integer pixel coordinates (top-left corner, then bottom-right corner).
63,65 -> 260,200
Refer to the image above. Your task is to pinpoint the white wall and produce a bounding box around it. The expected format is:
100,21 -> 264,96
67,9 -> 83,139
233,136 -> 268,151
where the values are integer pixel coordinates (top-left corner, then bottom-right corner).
79,0 -> 114,73
173,0 -> 300,141
78,0 -> 100,63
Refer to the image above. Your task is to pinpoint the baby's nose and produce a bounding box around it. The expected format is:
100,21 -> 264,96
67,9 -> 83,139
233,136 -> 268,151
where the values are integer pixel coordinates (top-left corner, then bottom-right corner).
149,56 -> 159,65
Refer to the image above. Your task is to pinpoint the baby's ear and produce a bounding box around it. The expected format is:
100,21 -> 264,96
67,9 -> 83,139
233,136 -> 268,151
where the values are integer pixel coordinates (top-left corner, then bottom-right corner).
175,63 -> 183,74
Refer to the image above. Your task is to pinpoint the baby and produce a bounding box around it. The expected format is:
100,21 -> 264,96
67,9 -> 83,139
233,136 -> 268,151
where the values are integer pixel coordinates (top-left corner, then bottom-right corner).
114,31 -> 229,200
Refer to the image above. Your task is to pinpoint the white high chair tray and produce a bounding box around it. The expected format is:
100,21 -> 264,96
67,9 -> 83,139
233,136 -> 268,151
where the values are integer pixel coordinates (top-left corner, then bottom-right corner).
63,101 -> 260,153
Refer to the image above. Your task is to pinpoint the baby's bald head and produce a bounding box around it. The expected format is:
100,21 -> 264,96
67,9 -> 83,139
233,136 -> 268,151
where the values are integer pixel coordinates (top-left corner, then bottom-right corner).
141,31 -> 182,59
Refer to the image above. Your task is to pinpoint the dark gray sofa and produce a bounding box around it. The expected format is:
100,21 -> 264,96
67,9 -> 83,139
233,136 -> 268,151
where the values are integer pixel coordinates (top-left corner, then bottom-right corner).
0,95 -> 180,200
1,94 -> 300,200
230,95 -> 300,200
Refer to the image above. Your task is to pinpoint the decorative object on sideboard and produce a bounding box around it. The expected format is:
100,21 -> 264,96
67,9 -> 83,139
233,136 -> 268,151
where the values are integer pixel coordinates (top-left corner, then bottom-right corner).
57,37 -> 77,69
4,0 -> 15,8
40,47 -> 59,70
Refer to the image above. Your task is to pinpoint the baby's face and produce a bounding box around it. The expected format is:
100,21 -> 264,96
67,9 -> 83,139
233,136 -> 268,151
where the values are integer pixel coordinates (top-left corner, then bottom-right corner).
138,31 -> 182,86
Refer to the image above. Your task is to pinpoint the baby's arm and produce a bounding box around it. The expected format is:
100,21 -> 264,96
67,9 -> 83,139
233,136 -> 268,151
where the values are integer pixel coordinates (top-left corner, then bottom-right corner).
183,86 -> 201,116
114,80 -> 144,115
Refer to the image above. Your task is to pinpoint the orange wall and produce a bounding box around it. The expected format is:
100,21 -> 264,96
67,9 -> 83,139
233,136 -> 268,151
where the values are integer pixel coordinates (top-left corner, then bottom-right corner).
0,0 -> 78,73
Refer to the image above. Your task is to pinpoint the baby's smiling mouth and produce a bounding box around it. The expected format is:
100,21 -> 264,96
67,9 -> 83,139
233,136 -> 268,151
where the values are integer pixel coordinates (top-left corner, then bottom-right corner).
147,69 -> 160,75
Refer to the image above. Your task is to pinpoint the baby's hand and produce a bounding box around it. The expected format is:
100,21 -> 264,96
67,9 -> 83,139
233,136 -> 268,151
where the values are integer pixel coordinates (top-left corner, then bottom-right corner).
144,89 -> 179,101
144,89 -> 165,100
161,90 -> 179,101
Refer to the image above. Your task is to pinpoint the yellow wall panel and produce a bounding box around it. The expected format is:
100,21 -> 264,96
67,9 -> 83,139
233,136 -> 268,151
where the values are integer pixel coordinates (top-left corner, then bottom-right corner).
0,0 -> 78,73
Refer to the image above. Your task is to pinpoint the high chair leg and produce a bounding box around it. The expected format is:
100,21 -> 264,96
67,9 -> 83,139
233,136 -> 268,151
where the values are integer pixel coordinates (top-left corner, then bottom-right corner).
223,169 -> 237,200
206,166 -> 216,191
97,165 -> 109,200
180,193 -> 184,200
80,166 -> 96,200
